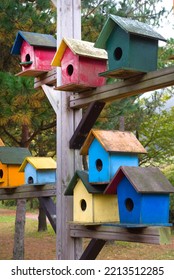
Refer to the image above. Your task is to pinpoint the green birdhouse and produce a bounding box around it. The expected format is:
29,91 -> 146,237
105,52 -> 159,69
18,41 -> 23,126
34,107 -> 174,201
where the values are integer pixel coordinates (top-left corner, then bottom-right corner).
95,15 -> 166,79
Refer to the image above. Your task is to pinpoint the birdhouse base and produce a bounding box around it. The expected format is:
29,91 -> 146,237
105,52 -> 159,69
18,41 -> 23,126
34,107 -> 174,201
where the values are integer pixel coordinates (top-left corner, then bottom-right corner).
15,69 -> 49,77
54,83 -> 95,92
99,68 -> 146,79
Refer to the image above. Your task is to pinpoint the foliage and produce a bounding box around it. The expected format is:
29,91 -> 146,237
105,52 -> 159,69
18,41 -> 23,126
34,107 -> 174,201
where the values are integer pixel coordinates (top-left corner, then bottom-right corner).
81,0 -> 168,41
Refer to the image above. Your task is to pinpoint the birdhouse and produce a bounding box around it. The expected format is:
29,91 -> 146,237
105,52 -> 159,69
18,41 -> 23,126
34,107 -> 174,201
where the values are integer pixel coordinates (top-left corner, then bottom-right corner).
80,129 -> 146,184
95,15 -> 166,79
0,147 -> 31,188
11,31 -> 56,77
105,166 -> 174,226
65,170 -> 119,223
51,37 -> 107,92
19,157 -> 56,185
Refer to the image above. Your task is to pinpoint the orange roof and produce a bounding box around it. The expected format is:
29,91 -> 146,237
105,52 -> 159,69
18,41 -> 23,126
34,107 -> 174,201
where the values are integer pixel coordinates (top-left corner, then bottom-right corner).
0,138 -> 5,146
80,129 -> 147,155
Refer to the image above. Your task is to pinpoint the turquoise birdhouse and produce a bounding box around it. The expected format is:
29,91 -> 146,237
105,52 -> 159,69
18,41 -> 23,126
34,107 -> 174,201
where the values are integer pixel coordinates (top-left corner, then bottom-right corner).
80,129 -> 146,184
105,166 -> 174,226
95,15 -> 166,79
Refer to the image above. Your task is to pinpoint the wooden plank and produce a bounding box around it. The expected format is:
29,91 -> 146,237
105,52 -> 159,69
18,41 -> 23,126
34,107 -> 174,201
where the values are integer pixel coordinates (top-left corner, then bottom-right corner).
69,224 -> 171,245
55,0 -> 82,260
69,101 -> 105,149
38,197 -> 56,233
80,239 -> 106,260
0,184 -> 56,200
34,68 -> 57,89
69,66 -> 174,109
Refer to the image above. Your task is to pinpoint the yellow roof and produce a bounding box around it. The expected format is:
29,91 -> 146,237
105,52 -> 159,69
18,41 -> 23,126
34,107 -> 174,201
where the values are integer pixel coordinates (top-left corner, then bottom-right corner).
80,129 -> 147,155
19,157 -> 56,171
0,138 -> 5,146
51,37 -> 108,67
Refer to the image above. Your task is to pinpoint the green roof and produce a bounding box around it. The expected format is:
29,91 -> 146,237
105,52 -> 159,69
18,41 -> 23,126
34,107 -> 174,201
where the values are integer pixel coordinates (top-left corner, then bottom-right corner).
95,15 -> 166,49
0,147 -> 31,165
64,170 -> 107,195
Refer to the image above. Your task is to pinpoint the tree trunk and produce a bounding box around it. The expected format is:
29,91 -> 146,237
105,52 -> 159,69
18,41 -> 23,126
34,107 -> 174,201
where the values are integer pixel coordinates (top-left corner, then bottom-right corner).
13,199 -> 26,260
38,202 -> 47,232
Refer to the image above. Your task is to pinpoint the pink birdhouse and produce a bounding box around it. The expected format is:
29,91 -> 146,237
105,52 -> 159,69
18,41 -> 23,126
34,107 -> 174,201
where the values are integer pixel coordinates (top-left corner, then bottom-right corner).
51,38 -> 108,92
11,31 -> 57,77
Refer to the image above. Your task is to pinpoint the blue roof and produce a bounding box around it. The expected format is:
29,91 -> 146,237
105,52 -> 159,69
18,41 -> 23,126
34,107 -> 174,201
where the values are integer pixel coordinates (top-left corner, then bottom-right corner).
11,31 -> 57,55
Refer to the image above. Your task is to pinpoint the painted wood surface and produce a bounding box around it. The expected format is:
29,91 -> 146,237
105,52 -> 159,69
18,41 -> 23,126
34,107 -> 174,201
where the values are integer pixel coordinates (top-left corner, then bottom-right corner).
56,0 -> 82,260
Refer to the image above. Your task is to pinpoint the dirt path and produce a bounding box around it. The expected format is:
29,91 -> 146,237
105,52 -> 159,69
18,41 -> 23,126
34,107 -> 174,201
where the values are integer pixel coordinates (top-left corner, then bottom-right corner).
0,208 -> 174,260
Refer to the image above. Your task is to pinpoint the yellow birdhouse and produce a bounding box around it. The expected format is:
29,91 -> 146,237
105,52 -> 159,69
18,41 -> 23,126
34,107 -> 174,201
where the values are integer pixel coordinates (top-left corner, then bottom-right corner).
0,147 -> 31,188
65,170 -> 119,224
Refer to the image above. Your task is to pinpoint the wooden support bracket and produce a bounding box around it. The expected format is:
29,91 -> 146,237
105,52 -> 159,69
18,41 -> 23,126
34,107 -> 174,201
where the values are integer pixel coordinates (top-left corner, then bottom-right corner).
80,239 -> 106,260
69,101 -> 105,149
38,197 -> 56,233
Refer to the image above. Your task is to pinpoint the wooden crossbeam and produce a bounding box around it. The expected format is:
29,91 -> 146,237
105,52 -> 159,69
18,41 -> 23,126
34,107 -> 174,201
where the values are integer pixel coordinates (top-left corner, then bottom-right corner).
38,197 -> 56,233
0,184 -> 56,200
69,66 -> 174,109
34,69 -> 57,89
70,224 -> 171,245
69,101 -> 105,149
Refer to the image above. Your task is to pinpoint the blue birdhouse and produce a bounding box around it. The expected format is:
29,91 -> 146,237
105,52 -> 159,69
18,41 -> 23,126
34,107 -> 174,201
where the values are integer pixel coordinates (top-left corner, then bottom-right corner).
19,157 -> 56,185
105,166 -> 174,226
80,129 -> 146,184
95,15 -> 166,79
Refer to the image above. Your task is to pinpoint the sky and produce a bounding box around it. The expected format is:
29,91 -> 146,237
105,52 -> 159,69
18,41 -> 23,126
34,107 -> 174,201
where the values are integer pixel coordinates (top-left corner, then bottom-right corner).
156,0 -> 174,39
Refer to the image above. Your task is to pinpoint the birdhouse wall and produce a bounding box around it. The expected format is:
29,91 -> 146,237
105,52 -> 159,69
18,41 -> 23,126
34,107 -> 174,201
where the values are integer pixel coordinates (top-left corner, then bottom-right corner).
117,176 -> 170,225
24,164 -> 37,184
73,179 -> 119,223
20,41 -> 55,72
89,138 -> 110,184
78,56 -> 106,87
129,35 -> 158,72
20,41 -> 36,71
24,163 -> 56,184
60,47 -> 106,88
8,165 -> 25,187
106,26 -> 130,72
0,163 -> 8,187
93,194 -> 119,223
140,194 -> 170,225
37,169 -> 56,184
0,163 -> 24,188
61,47 -> 80,85
106,26 -> 158,73
88,138 -> 139,184
73,179 -> 93,222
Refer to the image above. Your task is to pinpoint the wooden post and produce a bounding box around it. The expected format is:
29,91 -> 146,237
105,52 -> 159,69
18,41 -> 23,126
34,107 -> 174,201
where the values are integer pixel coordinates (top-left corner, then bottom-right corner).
56,0 -> 82,259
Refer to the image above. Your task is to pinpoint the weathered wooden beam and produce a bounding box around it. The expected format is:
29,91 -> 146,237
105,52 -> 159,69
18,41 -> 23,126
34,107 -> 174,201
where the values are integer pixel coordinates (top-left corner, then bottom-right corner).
70,224 -> 171,245
38,197 -> 56,233
0,184 -> 56,200
69,101 -> 105,149
80,239 -> 106,260
69,66 -> 174,109
34,68 -> 57,89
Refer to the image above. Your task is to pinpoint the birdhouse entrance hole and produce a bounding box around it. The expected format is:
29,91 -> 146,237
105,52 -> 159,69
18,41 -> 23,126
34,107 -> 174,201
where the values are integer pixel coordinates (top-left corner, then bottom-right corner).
80,199 -> 87,211
114,47 -> 123,61
0,169 -> 3,179
26,54 -> 31,62
28,176 -> 34,184
67,64 -> 74,76
125,198 -> 134,212
96,159 -> 103,171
